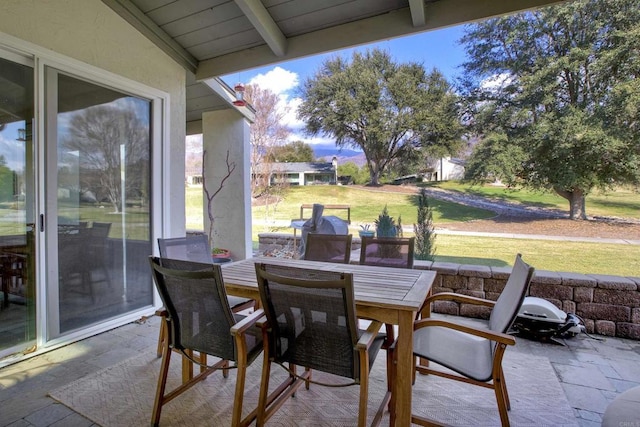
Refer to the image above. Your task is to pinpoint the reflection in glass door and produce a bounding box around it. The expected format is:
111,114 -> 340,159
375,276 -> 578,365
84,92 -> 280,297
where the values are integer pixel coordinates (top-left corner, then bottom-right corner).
0,55 -> 36,356
47,69 -> 153,336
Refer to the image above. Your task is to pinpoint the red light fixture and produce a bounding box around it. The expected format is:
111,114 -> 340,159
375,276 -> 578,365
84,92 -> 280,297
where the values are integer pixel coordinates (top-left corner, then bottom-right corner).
233,83 -> 246,107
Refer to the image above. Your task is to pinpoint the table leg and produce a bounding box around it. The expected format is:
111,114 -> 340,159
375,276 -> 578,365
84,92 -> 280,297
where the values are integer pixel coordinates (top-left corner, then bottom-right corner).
393,311 -> 414,426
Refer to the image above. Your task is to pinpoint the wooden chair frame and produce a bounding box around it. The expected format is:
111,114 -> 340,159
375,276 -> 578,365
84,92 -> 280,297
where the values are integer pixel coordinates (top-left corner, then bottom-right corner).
390,255 -> 534,427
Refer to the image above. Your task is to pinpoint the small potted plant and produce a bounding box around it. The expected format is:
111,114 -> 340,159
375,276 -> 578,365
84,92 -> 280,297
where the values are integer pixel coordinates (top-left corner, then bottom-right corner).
211,247 -> 231,259
374,205 -> 399,238
358,224 -> 375,238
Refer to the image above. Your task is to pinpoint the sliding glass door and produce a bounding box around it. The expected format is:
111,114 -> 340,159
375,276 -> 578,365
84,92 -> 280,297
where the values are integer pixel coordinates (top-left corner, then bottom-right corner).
0,54 -> 36,355
1,48 -> 159,361
46,68 -> 154,336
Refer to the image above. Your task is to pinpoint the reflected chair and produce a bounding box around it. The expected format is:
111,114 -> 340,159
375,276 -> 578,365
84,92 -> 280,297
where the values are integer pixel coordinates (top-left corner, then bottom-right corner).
88,222 -> 112,287
254,262 -> 390,427
58,232 -> 95,302
155,235 -> 256,357
303,233 -> 353,264
149,257 -> 264,427
392,253 -> 535,426
359,236 -> 415,269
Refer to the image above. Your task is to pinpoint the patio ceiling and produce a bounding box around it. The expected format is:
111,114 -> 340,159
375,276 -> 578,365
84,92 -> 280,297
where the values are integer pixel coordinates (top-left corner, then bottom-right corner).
101,0 -> 569,133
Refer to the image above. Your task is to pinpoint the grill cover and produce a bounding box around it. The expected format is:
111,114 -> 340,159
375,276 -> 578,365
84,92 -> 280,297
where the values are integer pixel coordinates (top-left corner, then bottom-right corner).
299,204 -> 349,254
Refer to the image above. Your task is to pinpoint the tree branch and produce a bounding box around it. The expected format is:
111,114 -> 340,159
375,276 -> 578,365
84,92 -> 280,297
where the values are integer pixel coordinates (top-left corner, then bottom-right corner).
202,149 -> 236,248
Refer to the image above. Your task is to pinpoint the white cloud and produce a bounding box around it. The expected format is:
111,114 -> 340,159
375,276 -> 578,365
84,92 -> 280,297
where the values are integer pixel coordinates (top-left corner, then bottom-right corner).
480,73 -> 514,91
246,66 -> 337,147
282,96 -> 304,129
248,66 -> 299,95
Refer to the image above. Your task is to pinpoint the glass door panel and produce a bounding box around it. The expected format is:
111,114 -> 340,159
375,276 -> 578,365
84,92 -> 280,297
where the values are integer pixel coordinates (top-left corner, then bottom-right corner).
0,55 -> 36,355
48,70 -> 153,335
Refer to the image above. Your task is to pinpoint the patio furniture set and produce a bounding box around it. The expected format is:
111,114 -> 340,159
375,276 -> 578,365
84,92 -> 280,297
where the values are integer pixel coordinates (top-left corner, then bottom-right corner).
149,234 -> 535,426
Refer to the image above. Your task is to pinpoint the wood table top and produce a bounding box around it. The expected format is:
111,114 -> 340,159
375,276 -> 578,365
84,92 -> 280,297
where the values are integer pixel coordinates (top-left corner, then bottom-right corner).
221,257 -> 435,313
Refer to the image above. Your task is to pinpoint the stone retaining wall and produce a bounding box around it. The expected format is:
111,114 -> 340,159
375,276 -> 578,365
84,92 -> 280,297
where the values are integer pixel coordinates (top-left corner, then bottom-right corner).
258,233 -> 640,340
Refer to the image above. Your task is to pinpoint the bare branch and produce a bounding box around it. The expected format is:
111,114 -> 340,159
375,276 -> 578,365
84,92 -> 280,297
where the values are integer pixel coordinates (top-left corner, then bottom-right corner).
202,149 -> 236,248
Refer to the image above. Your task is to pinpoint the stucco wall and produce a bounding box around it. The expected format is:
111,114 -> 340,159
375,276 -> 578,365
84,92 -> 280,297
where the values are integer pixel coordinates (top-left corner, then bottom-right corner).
0,0 -> 187,236
202,110 -> 252,260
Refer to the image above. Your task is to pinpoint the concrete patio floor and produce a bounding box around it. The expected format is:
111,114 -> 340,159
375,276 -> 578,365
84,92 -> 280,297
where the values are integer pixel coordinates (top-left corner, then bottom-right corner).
1,314 -> 639,427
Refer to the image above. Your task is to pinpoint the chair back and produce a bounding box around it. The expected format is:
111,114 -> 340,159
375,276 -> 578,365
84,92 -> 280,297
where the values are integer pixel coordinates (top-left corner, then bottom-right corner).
255,262 -> 361,380
303,233 -> 352,264
489,253 -> 535,333
157,235 -> 211,264
359,236 -> 415,268
149,256 -> 238,360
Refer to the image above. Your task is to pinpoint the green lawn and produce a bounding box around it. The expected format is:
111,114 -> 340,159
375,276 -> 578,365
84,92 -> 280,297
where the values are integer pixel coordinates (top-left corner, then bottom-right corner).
431,235 -> 638,276
249,185 -> 495,225
185,184 -> 640,276
429,181 -> 640,219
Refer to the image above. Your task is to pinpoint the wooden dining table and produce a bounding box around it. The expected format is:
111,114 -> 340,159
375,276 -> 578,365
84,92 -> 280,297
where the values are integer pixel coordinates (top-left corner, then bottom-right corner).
220,256 -> 436,427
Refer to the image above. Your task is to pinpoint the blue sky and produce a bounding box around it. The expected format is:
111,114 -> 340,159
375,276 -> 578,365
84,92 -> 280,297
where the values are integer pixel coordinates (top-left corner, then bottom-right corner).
219,24 -> 469,148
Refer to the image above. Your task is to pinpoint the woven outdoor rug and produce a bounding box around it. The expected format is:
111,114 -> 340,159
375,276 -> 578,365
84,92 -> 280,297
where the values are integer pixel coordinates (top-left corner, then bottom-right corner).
49,348 -> 577,426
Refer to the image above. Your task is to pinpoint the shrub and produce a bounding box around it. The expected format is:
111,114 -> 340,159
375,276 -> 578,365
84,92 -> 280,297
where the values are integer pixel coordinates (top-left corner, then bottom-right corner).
414,189 -> 436,260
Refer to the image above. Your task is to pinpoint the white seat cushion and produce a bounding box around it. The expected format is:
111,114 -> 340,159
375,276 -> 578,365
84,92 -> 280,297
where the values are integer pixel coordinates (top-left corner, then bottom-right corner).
414,324 -> 494,381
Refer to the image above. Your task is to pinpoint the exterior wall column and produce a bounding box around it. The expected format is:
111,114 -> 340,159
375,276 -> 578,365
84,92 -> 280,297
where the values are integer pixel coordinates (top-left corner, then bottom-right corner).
202,109 -> 252,260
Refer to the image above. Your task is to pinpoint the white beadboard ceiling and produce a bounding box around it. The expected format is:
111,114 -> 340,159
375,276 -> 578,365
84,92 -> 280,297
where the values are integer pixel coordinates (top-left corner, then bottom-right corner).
100,0 -> 568,132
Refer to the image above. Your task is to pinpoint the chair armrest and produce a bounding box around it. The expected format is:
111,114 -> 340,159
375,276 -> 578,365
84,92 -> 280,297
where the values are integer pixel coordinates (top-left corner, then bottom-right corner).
230,309 -> 265,336
425,292 -> 495,308
256,315 -> 270,330
356,320 -> 383,350
414,318 -> 516,346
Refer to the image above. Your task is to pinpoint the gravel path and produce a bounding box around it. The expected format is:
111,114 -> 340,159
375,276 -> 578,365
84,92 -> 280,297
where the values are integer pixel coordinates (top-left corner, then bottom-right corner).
416,187 -> 568,219
348,185 -> 640,240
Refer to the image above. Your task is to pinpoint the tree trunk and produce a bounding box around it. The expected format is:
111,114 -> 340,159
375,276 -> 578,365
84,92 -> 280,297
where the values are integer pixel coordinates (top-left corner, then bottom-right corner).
368,163 -> 380,186
553,186 -> 587,220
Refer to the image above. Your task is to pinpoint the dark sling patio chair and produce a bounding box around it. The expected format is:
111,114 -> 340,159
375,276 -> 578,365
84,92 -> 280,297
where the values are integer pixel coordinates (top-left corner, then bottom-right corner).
359,236 -> 416,366
155,236 -> 255,357
359,236 -> 415,269
303,232 -> 353,264
254,262 -> 391,427
390,253 -> 535,427
148,257 -> 264,427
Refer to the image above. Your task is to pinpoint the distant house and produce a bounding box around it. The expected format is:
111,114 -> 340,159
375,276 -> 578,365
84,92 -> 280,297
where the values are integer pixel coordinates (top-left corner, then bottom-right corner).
426,157 -> 466,181
393,157 -> 466,184
253,162 -> 337,186
186,175 -> 203,186
185,160 -> 203,186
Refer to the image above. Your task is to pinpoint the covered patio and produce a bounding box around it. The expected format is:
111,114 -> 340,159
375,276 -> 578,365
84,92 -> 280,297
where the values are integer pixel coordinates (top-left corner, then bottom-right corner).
2,313 -> 639,425
5,0 -> 637,426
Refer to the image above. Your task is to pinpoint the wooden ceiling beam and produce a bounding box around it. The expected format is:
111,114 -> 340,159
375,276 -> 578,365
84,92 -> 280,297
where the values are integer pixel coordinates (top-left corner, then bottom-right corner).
197,0 -> 568,79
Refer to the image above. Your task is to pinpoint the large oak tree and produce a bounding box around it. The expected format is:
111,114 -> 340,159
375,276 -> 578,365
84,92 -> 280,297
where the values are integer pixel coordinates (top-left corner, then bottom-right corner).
298,49 -> 463,185
462,0 -> 640,219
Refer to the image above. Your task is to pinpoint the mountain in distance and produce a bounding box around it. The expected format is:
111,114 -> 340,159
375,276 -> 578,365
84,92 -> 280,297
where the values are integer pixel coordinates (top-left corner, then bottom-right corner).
312,143 -> 366,167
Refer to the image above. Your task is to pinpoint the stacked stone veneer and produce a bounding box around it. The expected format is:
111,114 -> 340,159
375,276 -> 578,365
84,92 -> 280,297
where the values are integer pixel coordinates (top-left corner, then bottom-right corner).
258,233 -> 640,340
416,260 -> 640,340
